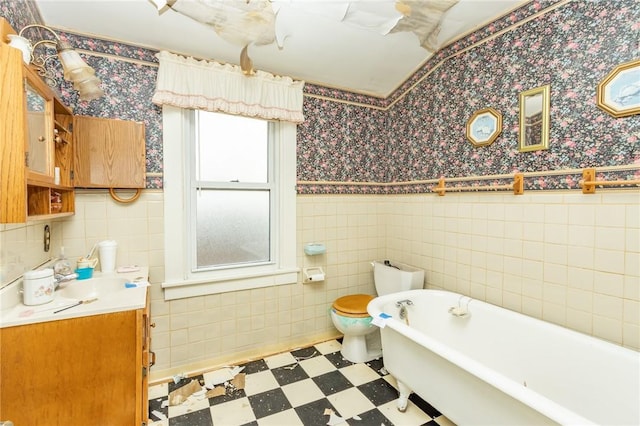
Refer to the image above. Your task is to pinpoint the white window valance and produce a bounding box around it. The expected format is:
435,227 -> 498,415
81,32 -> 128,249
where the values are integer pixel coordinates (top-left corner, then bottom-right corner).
152,50 -> 305,123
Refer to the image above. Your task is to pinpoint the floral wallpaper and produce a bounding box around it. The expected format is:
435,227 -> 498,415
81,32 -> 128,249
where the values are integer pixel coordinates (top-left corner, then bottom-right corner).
299,0 -> 640,193
297,99 -> 389,185
0,0 -> 39,33
2,0 -> 638,194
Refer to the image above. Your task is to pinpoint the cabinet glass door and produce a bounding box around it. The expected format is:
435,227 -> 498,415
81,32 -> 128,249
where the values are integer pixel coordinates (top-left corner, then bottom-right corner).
25,78 -> 53,178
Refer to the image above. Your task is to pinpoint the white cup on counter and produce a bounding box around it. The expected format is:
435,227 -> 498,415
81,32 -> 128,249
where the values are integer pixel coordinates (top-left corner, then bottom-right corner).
98,240 -> 117,273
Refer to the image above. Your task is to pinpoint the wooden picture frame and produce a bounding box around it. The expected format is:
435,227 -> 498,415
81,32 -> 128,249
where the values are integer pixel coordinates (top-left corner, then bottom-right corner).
597,59 -> 640,118
466,107 -> 502,147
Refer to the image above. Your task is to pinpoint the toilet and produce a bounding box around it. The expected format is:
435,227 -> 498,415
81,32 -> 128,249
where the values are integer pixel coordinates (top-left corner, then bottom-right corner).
330,260 -> 424,363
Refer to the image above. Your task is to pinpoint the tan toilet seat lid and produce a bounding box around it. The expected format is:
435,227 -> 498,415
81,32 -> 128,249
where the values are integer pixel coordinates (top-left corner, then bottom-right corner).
332,294 -> 374,317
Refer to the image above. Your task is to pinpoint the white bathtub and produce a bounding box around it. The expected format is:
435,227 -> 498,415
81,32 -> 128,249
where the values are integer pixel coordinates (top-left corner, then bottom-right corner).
367,289 -> 640,426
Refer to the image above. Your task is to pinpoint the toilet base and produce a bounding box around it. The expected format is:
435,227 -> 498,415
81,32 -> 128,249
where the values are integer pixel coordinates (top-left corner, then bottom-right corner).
341,330 -> 382,363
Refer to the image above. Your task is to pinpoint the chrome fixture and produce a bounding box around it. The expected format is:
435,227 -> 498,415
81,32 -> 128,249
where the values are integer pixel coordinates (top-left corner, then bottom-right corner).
395,299 -> 413,308
53,272 -> 79,289
9,24 -> 104,101
396,299 -> 413,324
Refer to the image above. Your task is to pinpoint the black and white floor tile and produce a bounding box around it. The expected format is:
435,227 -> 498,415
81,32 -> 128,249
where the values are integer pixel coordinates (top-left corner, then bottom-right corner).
148,339 -> 455,426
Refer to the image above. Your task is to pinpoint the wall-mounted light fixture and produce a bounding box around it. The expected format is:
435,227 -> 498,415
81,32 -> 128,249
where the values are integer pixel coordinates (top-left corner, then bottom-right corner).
8,24 -> 104,101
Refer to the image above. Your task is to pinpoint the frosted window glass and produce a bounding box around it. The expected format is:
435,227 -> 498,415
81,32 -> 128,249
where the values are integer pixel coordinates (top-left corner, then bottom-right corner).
197,111 -> 268,183
196,190 -> 270,268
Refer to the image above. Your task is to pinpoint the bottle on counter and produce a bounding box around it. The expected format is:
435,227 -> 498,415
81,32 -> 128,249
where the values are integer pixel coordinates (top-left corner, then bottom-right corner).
53,246 -> 73,276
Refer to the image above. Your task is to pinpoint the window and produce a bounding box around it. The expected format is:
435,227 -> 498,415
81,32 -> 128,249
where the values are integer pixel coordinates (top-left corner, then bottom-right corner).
192,111 -> 271,270
162,106 -> 297,300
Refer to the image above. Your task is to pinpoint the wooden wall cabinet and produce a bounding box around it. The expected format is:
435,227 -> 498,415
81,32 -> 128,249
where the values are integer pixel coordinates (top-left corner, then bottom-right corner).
74,115 -> 146,188
0,42 -> 26,222
0,42 -> 75,223
0,293 -> 151,425
24,81 -> 76,219
25,85 -> 76,219
2,19 -> 145,223
24,64 -> 55,185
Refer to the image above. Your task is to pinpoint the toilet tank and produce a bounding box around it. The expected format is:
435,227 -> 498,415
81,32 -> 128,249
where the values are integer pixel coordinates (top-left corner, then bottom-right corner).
373,260 -> 424,296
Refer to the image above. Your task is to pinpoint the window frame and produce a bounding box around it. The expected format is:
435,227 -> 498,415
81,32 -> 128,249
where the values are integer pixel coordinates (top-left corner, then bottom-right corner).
161,106 -> 298,300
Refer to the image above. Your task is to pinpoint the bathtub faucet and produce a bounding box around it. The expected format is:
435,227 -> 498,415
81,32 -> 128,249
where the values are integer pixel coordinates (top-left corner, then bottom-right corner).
395,299 -> 413,308
396,299 -> 413,322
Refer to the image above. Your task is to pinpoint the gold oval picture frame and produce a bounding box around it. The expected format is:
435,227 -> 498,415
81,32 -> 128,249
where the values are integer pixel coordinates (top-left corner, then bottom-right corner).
466,107 -> 502,147
597,59 -> 640,118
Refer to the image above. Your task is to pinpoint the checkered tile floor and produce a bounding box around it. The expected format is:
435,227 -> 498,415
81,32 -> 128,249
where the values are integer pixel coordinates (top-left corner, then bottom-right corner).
148,339 -> 455,426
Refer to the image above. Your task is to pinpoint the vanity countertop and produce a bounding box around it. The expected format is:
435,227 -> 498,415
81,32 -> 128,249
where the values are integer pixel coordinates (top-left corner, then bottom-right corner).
0,267 -> 149,328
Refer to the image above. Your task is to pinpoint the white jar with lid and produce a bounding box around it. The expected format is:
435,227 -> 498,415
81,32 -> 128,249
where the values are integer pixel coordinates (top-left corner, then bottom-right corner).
23,269 -> 55,306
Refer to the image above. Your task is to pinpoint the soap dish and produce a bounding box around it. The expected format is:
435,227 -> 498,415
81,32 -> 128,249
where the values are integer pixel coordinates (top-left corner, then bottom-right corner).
304,243 -> 326,256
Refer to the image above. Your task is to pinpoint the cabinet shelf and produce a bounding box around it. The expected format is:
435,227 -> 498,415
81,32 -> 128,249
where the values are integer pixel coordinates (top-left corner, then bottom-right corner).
54,117 -> 71,145
27,184 -> 74,217
26,211 -> 75,222
54,119 -> 71,134
27,179 -> 73,190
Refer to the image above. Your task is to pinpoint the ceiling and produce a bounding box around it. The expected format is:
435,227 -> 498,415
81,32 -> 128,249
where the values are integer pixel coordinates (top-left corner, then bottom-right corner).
35,0 -> 528,98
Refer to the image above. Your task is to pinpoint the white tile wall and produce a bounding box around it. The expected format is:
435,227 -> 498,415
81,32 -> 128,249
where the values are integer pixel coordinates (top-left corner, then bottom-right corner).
384,191 -> 640,349
1,189 -> 637,382
0,221 -> 62,290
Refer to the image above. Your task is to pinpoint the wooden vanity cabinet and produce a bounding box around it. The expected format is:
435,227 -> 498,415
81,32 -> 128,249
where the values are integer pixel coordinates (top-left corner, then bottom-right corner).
0,292 -> 151,425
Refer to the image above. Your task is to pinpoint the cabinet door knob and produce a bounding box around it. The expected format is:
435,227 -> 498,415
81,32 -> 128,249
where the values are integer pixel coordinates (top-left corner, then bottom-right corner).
37,136 -> 45,142
150,322 -> 156,328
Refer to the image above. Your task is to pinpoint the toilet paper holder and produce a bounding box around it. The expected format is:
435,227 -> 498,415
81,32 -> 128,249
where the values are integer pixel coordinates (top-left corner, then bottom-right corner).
303,267 -> 325,283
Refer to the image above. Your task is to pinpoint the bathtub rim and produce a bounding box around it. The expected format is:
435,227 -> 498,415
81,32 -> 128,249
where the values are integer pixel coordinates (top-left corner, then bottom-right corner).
367,289 -> 615,426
